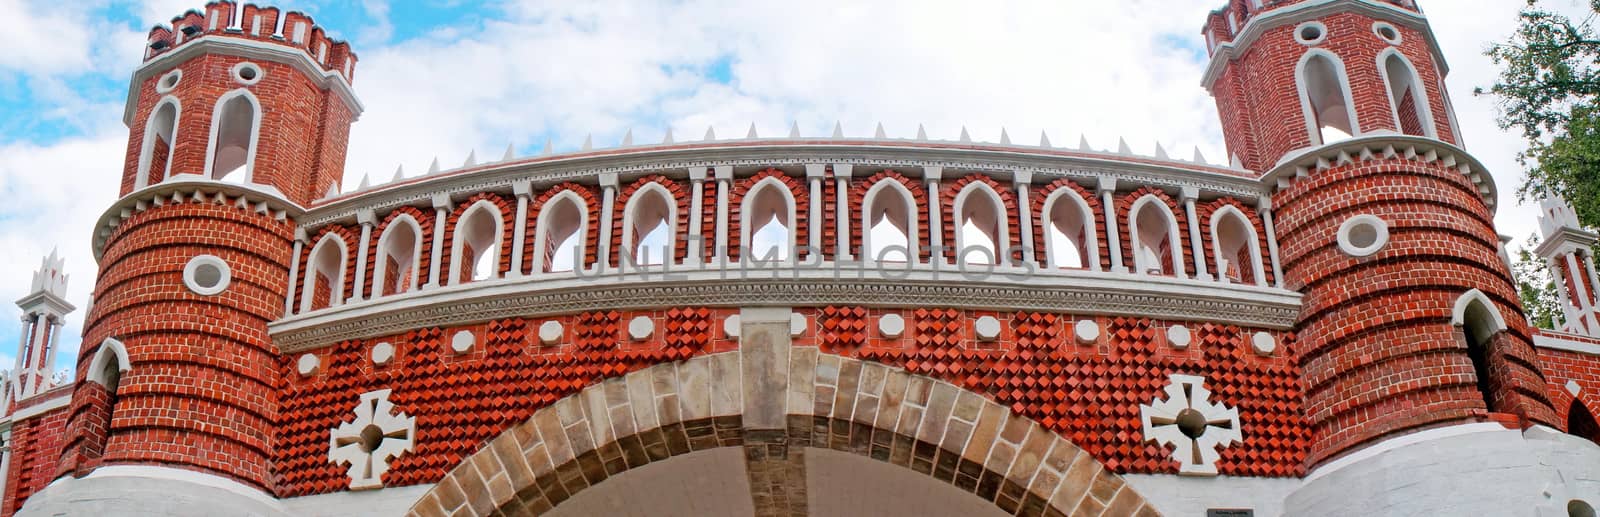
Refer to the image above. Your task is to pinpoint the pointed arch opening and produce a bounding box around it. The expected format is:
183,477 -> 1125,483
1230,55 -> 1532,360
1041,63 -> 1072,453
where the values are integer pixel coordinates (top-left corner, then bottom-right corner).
1297,50 -> 1360,145
536,192 -> 588,273
862,180 -> 917,263
1129,196 -> 1182,277
623,184 -> 676,267
954,183 -> 1008,265
137,98 -> 180,189
1210,206 -> 1265,286
373,215 -> 422,297
1454,290 -> 1509,413
301,233 -> 348,312
1042,188 -> 1096,270
204,89 -> 261,183
741,178 -> 795,263
1379,49 -> 1437,138
450,201 -> 504,284
1569,399 -> 1600,446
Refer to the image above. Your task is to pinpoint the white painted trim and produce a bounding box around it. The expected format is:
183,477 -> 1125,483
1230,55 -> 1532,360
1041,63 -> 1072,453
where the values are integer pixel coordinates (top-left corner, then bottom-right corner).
1376,48 -> 1438,139
1451,288 -> 1508,331
85,338 -> 131,387
1293,21 -> 1329,46
446,200 -> 506,285
123,36 -> 364,127
229,61 -> 264,86
371,214 -> 423,297
1372,21 -> 1402,45
1201,0 -> 1449,90
301,232 -> 349,313
531,190 -> 589,273
738,176 -> 798,263
1303,422 -> 1508,484
135,96 -> 182,188
1039,186 -> 1100,271
860,179 -> 919,264
952,181 -> 1011,265
181,254 -> 232,296
1296,49 -> 1363,146
1208,205 -> 1266,286
1534,332 -> 1600,356
620,182 -> 678,266
201,88 -> 262,184
10,393 -> 70,422
1336,214 -> 1389,257
1127,194 -> 1186,278
81,465 -> 281,508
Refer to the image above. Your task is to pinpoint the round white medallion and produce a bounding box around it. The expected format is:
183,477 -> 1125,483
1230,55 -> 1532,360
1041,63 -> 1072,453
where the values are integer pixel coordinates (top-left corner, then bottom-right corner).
156,69 -> 182,93
1337,215 -> 1390,258
231,61 -> 264,86
1167,325 -> 1192,349
724,315 -> 741,338
538,321 -> 563,345
1294,21 -> 1328,46
1251,331 -> 1276,356
790,313 -> 807,337
1372,22 -> 1402,45
296,353 -> 319,377
371,342 -> 395,366
628,316 -> 654,341
451,330 -> 474,354
182,255 -> 232,296
1074,319 -> 1100,345
879,314 -> 905,339
974,316 -> 1002,341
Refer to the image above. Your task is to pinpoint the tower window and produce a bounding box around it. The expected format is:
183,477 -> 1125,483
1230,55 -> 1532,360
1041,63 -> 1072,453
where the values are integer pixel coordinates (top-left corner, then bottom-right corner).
955,183 -> 1007,265
1455,291 -> 1508,413
1129,196 -> 1181,277
742,179 -> 795,263
623,185 -> 676,267
206,90 -> 260,183
1043,188 -> 1095,270
374,215 -> 422,296
450,201 -> 504,284
301,233 -> 348,312
137,99 -> 180,189
1298,50 -> 1359,145
1210,207 -> 1263,285
863,180 -> 916,263
1381,50 -> 1436,137
538,193 -> 587,273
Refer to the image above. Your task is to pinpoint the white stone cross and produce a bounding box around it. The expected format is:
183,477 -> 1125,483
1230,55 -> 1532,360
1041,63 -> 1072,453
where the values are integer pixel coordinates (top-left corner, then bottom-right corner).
1140,374 -> 1241,476
329,389 -> 416,490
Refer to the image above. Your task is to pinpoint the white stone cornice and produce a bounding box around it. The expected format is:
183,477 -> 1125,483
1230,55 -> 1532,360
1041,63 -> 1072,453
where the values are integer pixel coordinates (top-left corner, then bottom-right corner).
1533,331 -> 1600,356
268,265 -> 1302,352
297,141 -> 1267,229
1261,132 -> 1497,213
1201,0 -> 1448,92
91,179 -> 303,263
123,36 -> 363,127
10,392 -> 69,422
1534,227 -> 1600,258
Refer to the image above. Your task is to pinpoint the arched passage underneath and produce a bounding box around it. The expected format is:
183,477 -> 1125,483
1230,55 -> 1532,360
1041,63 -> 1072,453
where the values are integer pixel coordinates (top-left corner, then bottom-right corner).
406,349 -> 1156,517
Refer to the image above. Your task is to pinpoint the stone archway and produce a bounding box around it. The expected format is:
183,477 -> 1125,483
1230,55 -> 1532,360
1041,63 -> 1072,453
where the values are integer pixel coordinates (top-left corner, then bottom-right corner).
406,311 -> 1158,517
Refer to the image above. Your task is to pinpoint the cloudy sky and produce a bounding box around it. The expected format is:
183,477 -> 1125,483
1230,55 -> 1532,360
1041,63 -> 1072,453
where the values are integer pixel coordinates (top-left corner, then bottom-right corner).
0,0 -> 1585,375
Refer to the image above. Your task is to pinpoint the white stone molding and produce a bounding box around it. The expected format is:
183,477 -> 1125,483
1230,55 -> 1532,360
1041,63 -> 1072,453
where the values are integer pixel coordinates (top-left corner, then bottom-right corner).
805,164 -> 826,260
723,315 -> 741,338
286,230 -> 306,316
230,61 -> 264,86
1202,0 -> 1447,91
1074,319 -> 1100,345
1567,380 -> 1583,397
509,180 -> 532,277
1250,332 -> 1276,356
597,173 -> 618,271
879,313 -> 905,338
450,330 -> 474,354
1451,289 -> 1508,332
1293,21 -> 1328,46
790,313 -> 807,337
135,96 -> 182,189
1266,134 -> 1498,212
925,166 -> 945,262
425,194 -> 452,288
833,164 -> 854,262
1098,177 -> 1126,273
537,321 -> 563,345
1167,325 -> 1192,349
351,210 -> 375,301
155,69 -> 182,94
687,167 -> 708,266
628,316 -> 654,341
1295,48 -> 1363,146
1375,47 -> 1438,139
85,338 -> 131,387
125,35 -> 364,128
328,389 -> 415,490
201,88 -> 262,183
1014,170 -> 1036,262
181,255 -> 231,296
1140,374 -> 1241,476
1258,196 -> 1285,288
1335,214 -> 1389,258
714,166 -> 732,264
974,316 -> 1001,341
296,354 -> 319,377
1182,187 -> 1210,280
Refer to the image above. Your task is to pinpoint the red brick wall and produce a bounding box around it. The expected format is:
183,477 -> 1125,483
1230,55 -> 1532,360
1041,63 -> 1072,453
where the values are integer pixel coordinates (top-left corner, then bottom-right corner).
69,200 -> 293,491
2,404 -> 69,516
1274,157 -> 1557,467
1534,335 -> 1600,441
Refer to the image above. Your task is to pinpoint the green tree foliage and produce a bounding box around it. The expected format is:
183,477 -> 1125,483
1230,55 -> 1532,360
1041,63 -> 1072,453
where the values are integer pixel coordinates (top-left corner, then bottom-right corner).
1480,0 -> 1600,224
1514,234 -> 1563,329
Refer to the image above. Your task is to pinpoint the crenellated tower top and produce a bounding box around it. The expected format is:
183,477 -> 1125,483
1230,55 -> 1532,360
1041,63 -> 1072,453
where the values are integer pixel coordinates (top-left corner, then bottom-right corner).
145,2 -> 357,83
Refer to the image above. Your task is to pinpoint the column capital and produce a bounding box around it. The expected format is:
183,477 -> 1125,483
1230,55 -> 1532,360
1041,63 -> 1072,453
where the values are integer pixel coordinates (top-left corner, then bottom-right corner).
923,166 -> 944,182
1256,195 -> 1273,211
1012,169 -> 1033,186
688,167 -> 708,182
431,193 -> 454,211
804,164 -> 828,179
599,172 -> 620,189
513,179 -> 534,198
1179,186 -> 1200,203
356,208 -> 377,226
294,227 -> 309,243
831,163 -> 855,179
1096,176 -> 1118,194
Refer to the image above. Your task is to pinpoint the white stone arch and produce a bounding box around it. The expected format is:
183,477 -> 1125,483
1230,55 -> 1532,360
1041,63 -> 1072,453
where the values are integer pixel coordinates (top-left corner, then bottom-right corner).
861,179 -> 919,263
1209,205 -> 1266,286
202,88 -> 263,184
371,213 -> 423,297
952,181 -> 1010,265
448,200 -> 506,285
739,176 -> 797,262
1296,48 -> 1362,146
1452,288 -> 1508,333
300,232 -> 349,312
621,182 -> 677,267
85,337 -> 131,388
1127,194 -> 1186,277
1376,47 -> 1438,139
1040,186 -> 1099,271
533,190 -> 590,273
136,96 -> 182,189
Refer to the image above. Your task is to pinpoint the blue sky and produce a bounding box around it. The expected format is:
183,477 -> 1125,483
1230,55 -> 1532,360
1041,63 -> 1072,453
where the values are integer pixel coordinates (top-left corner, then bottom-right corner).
0,0 -> 1572,377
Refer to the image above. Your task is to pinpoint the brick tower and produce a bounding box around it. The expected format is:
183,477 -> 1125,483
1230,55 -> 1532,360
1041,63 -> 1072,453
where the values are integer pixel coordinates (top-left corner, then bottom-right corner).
57,0 -> 360,500
1203,0 -> 1558,469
